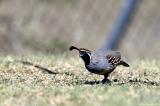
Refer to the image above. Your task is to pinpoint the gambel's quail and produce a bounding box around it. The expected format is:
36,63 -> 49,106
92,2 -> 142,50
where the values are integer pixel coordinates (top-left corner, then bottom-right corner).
69,46 -> 129,83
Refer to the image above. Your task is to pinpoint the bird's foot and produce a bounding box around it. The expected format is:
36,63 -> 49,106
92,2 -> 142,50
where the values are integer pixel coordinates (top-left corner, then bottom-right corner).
101,78 -> 111,84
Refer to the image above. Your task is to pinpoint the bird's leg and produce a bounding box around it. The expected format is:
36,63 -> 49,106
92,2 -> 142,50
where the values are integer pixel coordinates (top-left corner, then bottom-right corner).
102,74 -> 111,84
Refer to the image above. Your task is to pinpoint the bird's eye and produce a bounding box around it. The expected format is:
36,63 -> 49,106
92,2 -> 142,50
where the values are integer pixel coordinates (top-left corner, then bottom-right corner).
82,51 -> 86,54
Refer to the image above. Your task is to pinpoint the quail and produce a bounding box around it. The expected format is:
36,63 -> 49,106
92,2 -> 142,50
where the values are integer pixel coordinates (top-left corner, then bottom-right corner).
69,46 -> 129,83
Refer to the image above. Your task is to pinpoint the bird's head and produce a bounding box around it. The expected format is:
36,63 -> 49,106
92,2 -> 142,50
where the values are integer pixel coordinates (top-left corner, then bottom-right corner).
69,46 -> 91,65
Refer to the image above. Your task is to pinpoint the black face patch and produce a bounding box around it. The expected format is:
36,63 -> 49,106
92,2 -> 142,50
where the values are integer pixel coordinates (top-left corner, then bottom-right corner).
80,53 -> 90,65
79,49 -> 91,57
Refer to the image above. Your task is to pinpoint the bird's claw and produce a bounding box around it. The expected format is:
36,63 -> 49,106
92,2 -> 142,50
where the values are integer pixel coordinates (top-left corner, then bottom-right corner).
101,79 -> 111,84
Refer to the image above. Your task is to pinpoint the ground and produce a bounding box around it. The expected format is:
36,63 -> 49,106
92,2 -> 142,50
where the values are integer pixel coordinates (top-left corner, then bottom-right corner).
0,55 -> 159,106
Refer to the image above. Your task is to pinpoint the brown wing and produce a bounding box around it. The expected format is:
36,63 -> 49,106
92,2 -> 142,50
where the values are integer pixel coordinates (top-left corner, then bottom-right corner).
106,51 -> 121,66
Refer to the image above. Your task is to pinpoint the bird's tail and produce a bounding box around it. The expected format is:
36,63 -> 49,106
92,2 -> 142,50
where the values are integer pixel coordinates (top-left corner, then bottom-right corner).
118,60 -> 129,67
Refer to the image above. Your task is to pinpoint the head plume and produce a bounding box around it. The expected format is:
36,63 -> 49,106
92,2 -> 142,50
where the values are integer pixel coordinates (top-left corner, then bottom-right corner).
69,46 -> 91,65
69,46 -> 80,51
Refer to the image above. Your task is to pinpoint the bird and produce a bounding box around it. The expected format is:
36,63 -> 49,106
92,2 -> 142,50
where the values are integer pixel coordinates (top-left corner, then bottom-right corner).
69,46 -> 129,83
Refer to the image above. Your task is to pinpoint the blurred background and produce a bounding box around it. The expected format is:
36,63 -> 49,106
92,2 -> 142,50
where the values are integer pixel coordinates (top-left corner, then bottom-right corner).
0,0 -> 159,61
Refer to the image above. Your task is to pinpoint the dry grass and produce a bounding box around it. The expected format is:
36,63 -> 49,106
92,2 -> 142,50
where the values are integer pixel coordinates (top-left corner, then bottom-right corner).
0,55 -> 160,106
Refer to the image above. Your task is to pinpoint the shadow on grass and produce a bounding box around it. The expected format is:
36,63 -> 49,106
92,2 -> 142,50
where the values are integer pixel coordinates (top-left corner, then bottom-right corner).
74,79 -> 159,86
128,79 -> 159,86
74,80 -> 112,85
84,80 -> 101,85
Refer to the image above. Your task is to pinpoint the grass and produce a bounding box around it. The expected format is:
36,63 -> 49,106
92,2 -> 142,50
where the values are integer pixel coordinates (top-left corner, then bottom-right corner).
0,55 -> 160,106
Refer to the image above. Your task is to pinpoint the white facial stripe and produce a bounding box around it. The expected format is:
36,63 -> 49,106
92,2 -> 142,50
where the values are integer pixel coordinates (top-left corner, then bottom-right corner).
88,53 -> 91,65
80,50 -> 90,52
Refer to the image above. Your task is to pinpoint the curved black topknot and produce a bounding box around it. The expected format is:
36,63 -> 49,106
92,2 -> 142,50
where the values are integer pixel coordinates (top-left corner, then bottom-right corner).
69,46 -> 79,51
